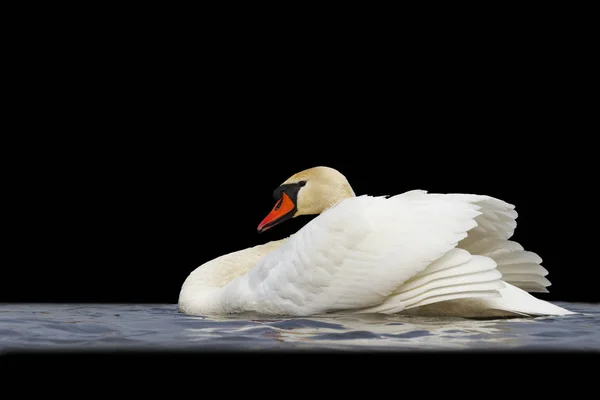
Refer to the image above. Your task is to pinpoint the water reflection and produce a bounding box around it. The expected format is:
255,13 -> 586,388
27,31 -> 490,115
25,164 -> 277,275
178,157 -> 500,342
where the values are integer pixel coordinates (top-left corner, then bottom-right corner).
181,312 -> 558,350
1,302 -> 596,352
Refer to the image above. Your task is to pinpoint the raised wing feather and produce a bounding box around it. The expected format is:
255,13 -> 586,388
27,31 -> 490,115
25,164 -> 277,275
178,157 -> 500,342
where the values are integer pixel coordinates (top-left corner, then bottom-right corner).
431,194 -> 518,242
221,191 -> 481,316
431,194 -> 551,293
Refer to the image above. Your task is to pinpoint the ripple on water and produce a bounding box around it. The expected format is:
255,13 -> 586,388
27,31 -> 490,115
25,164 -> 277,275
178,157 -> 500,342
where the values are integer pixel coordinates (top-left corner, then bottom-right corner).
1,302 -> 599,352
314,330 -> 382,340
388,330 -> 432,339
267,319 -> 346,331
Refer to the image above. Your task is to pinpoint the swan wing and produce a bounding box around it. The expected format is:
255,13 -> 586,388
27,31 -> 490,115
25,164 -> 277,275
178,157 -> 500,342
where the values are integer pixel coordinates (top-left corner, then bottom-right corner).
221,191 -> 482,316
438,194 -> 551,293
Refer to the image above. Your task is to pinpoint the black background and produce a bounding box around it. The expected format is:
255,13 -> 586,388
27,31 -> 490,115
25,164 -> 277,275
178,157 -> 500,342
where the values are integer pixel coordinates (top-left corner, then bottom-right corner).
4,16 -> 597,307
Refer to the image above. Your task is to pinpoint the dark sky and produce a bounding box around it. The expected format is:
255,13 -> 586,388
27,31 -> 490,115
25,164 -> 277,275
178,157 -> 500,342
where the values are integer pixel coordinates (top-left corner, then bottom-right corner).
4,33 -> 596,306
5,120 -> 594,305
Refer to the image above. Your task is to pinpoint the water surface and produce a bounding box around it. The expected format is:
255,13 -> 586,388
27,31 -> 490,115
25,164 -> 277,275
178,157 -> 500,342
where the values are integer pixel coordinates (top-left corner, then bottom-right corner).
1,302 -> 599,353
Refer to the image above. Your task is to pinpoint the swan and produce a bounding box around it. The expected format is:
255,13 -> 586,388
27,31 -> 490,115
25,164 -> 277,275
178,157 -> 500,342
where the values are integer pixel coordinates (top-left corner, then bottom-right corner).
178,166 -> 574,318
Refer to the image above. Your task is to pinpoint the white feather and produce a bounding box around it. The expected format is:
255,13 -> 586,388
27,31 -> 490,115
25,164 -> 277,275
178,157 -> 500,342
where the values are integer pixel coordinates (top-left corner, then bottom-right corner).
221,193 -> 481,315
443,195 -> 553,293
355,249 -> 504,314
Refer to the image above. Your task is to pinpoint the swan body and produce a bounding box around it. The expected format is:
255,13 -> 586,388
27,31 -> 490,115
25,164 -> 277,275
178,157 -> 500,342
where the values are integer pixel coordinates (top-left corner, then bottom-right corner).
179,167 -> 574,318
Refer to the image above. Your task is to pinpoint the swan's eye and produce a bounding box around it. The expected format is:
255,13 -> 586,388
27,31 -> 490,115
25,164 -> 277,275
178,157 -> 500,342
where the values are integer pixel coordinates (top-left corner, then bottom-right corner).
274,197 -> 283,211
298,180 -> 306,187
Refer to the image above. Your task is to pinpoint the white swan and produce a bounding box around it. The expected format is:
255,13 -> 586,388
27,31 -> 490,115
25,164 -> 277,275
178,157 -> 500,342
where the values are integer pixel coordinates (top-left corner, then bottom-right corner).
178,166 -> 574,318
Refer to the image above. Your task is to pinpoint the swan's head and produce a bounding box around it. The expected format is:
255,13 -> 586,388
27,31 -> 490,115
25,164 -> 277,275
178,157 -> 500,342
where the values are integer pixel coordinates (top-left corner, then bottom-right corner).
257,166 -> 355,233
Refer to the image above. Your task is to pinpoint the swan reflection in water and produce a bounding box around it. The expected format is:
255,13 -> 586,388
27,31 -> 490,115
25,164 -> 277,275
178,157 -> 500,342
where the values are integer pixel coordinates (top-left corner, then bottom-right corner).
180,312 -> 571,350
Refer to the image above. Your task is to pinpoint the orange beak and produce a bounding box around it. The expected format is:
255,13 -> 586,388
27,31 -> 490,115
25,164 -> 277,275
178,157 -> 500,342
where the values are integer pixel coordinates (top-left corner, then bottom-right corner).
257,192 -> 296,233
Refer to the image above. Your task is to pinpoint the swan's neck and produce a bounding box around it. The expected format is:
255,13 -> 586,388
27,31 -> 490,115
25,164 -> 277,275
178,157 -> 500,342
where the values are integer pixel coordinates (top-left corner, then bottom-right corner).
326,185 -> 356,210
192,240 -> 286,288
178,239 -> 286,313
299,183 -> 356,216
